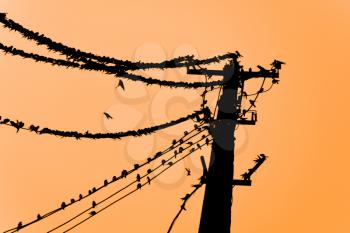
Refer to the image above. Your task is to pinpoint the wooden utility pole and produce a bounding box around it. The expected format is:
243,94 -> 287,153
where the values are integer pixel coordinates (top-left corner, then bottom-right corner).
188,58 -> 281,233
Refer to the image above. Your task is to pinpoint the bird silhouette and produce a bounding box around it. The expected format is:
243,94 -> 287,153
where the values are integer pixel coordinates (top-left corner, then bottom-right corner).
104,180 -> 108,186
112,176 -> 117,181
116,80 -> 125,90
92,201 -> 97,208
179,147 -> 184,153
136,174 -> 141,182
187,141 -> 193,146
37,214 -> 42,220
184,131 -> 189,135
121,170 -> 128,178
147,168 -> 152,174
147,157 -> 152,163
205,138 -> 210,146
71,198 -> 75,204
17,222 -> 22,230
174,150 -> 178,158
147,177 -> 151,185
197,144 -> 202,150
90,211 -> 97,216
181,194 -> 191,201
61,202 -> 66,210
172,139 -> 177,145
270,60 -> 285,69
29,125 -> 40,133
88,190 -> 92,195
249,100 -> 256,107
79,194 -> 83,200
235,51 -> 242,57
137,183 -> 142,190
190,148 -> 195,153
103,112 -> 113,119
241,172 -> 250,180
272,78 -> 280,84
161,159 -> 166,165
185,168 -> 191,176
168,161 -> 173,166
92,187 -> 97,193
0,13 -> 7,18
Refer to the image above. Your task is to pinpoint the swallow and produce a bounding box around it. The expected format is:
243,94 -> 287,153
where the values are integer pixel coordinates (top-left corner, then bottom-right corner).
257,65 -> 267,72
136,174 -> 141,182
147,157 -> 152,163
92,201 -> 97,208
249,100 -> 256,108
0,13 -> 7,19
17,222 -> 23,230
88,190 -> 92,195
270,60 -> 285,69
61,202 -> 66,210
179,139 -> 184,144
242,109 -> 248,116
174,150 -> 178,158
103,112 -> 113,119
155,152 -> 162,158
181,194 -> 191,201
90,211 -> 97,216
190,148 -> 195,153
121,170 -> 128,178
116,80 -> 125,90
185,168 -> 191,176
272,78 -> 280,84
172,139 -> 177,145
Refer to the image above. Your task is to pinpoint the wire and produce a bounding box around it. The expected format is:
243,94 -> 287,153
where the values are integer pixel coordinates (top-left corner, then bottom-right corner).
0,13 -> 238,70
0,109 -> 209,140
167,176 -> 205,233
0,42 -> 226,89
48,137 -> 213,233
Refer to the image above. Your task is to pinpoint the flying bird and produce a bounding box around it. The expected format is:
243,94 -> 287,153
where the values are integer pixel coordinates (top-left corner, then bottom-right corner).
185,168 -> 191,176
116,80 -> 125,90
249,100 -> 256,108
103,112 -> 113,119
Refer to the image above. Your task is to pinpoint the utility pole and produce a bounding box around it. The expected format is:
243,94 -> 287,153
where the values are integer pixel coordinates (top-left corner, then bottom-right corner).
188,58 -> 281,233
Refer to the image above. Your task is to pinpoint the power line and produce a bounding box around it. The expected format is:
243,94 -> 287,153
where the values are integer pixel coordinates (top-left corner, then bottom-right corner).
0,42 -> 227,89
3,123 -> 209,233
0,108 -> 209,140
0,13 -> 238,70
55,138 -> 214,233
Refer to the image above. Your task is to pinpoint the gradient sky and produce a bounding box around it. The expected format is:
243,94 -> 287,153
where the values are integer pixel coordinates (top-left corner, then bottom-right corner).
0,1 -> 349,233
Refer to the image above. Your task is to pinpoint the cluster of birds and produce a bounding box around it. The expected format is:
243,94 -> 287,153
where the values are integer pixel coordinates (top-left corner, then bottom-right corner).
6,121 -> 212,233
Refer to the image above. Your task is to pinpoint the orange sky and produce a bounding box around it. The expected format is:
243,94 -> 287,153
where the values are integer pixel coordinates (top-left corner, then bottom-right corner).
0,1 -> 349,233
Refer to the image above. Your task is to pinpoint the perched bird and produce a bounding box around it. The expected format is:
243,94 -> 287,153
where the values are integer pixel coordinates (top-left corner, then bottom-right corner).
161,159 -> 166,165
184,131 -> 189,136
147,177 -> 151,185
197,143 -> 202,150
205,138 -> 210,146
90,211 -> 97,216
29,125 -> 40,133
17,222 -> 23,230
235,51 -> 242,57
61,202 -> 66,210
241,172 -> 250,181
79,194 -> 83,200
137,183 -> 142,190
104,180 -> 108,186
116,80 -> 125,90
121,170 -> 128,178
147,157 -> 152,163
92,201 -> 97,208
174,150 -> 178,158
179,139 -> 184,144
172,139 -> 177,145
103,112 -> 113,119
88,190 -> 92,195
258,88 -> 264,93
147,168 -> 152,174
181,194 -> 191,201
249,100 -> 256,108
168,161 -> 173,166
272,78 -> 280,84
37,214 -> 42,220
270,60 -> 285,70
112,176 -> 117,181
187,141 -> 193,146
136,174 -> 141,182
257,65 -> 267,72
92,187 -> 97,193
185,168 -> 191,176
0,13 -> 7,19
71,198 -> 75,204
190,148 -> 195,153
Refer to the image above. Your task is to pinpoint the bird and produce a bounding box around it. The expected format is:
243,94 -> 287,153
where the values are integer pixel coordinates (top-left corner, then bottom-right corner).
174,150 -> 178,158
181,194 -> 191,201
92,201 -> 97,208
205,138 -> 210,146
112,176 -> 117,181
161,159 -> 166,165
61,202 -> 66,210
121,170 -> 128,178
134,164 -> 140,169
249,100 -> 256,108
147,168 -> 152,174
0,13 -> 7,19
190,148 -> 195,153
71,198 -> 75,204
168,161 -> 173,166
241,172 -> 250,180
92,187 -> 97,193
79,194 -> 83,200
197,143 -> 202,150
90,211 -> 97,216
29,125 -> 40,133
179,147 -> 184,153
272,78 -> 280,84
235,51 -> 242,57
103,112 -> 113,119
147,177 -> 151,185
185,168 -> 191,176
172,139 -> 177,145
270,60 -> 285,69
136,174 -> 141,182
137,183 -> 142,190
104,180 -> 108,186
116,80 -> 125,90
258,88 -> 264,93
17,222 -> 23,230
88,190 -> 92,195
257,65 -> 267,72
187,141 -> 193,146
37,214 -> 42,220
147,157 -> 152,163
